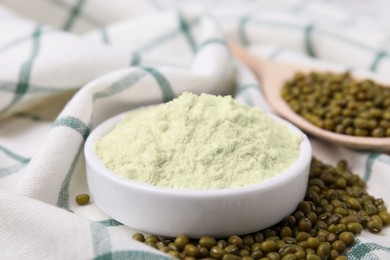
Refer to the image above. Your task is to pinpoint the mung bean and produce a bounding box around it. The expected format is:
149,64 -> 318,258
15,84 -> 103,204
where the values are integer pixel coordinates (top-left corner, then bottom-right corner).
282,72 -> 390,137
138,158 -> 389,260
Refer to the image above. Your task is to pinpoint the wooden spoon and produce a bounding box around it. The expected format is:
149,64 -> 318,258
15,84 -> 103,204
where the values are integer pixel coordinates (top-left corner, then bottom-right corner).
230,42 -> 390,152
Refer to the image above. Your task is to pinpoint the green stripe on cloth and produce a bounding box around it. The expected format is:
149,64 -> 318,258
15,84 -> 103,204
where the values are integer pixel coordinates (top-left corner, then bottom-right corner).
363,153 -> 380,181
91,222 -> 111,258
240,16 -> 376,59
236,83 -> 259,94
0,28 -> 54,54
0,164 -> 26,178
268,46 -> 285,60
0,80 -> 71,94
138,16 -> 201,53
238,16 -> 251,45
130,52 -> 141,66
0,80 -> 72,93
0,25 -> 42,115
63,0 -> 87,31
0,81 -> 18,92
93,70 -> 147,100
57,143 -> 84,209
236,84 -> 257,106
250,18 -> 305,30
349,240 -> 378,260
95,250 -> 172,260
243,18 -> 377,57
178,12 -> 196,52
361,243 -> 390,255
304,24 -> 316,57
0,145 -> 30,163
197,38 -> 227,52
101,27 -> 110,45
13,112 -> 50,121
319,28 -> 375,52
97,219 -> 123,227
52,116 -> 90,140
370,50 -> 387,71
0,35 -> 34,53
348,239 -> 390,259
138,30 -> 180,52
141,67 -> 175,102
50,0 -> 102,26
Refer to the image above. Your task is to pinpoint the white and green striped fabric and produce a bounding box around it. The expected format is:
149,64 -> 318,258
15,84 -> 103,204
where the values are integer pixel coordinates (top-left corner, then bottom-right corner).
0,0 -> 389,259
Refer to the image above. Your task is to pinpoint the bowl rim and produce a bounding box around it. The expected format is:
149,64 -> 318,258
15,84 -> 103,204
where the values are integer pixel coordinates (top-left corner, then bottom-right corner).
85,109 -> 312,198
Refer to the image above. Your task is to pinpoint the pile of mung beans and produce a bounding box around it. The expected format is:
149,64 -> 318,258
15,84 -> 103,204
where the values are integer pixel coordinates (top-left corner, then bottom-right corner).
133,158 -> 390,260
281,71 -> 390,137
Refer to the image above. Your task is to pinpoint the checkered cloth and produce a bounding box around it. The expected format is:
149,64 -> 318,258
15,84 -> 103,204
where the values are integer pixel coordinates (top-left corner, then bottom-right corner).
1,0 -> 389,259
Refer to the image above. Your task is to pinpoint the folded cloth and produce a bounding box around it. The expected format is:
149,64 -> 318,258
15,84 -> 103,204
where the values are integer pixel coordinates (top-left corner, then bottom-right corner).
0,0 -> 389,259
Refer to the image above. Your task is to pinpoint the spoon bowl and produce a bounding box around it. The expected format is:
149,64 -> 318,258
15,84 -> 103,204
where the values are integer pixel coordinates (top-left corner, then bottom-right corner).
231,42 -> 390,152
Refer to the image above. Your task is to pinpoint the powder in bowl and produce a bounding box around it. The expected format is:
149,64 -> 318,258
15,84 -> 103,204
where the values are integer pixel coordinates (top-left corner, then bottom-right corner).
94,92 -> 302,190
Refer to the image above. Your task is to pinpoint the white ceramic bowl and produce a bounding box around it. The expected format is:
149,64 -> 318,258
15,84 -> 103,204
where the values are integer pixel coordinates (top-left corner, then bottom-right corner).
84,111 -> 312,238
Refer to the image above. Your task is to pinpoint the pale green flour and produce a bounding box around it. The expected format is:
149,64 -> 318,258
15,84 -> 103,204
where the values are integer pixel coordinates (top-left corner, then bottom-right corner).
94,92 -> 302,190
